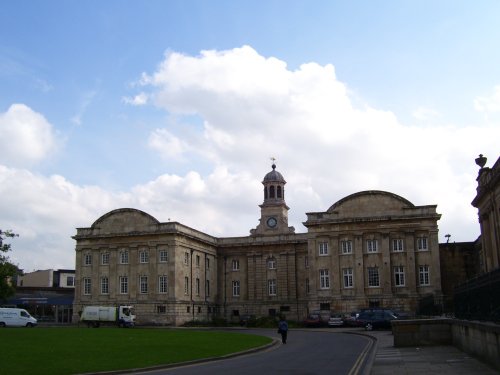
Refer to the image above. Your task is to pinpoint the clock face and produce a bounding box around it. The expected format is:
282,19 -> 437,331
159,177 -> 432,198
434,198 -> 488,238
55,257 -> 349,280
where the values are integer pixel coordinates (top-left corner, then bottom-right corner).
266,217 -> 278,228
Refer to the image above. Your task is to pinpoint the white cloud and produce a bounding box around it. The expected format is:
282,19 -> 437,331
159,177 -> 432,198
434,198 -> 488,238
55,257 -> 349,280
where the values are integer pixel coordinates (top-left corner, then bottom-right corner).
203,122 -> 234,150
0,165 -> 128,271
0,163 -> 259,271
148,128 -> 188,159
4,46 -> 500,271
474,85 -> 500,113
135,45 -> 500,243
122,92 -> 148,106
0,104 -> 59,167
412,106 -> 441,121
131,166 -> 260,236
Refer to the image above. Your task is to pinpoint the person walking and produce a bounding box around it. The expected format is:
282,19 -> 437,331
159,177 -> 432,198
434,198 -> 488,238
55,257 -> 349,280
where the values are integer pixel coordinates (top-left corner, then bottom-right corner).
278,316 -> 289,344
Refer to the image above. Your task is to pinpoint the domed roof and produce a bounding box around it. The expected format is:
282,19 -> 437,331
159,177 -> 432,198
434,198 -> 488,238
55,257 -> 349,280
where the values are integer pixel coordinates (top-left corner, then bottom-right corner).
326,190 -> 414,214
91,208 -> 160,233
263,163 -> 286,183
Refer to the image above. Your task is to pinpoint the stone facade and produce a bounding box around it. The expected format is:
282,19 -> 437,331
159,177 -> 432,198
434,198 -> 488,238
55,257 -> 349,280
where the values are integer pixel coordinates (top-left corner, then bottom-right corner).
73,209 -> 219,326
304,191 -> 442,314
439,241 -> 480,312
472,154 -> 500,273
73,164 -> 443,325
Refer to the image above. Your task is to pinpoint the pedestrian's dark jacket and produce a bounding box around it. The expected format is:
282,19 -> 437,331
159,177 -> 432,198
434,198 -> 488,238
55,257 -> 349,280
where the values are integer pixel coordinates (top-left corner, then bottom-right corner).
278,320 -> 288,332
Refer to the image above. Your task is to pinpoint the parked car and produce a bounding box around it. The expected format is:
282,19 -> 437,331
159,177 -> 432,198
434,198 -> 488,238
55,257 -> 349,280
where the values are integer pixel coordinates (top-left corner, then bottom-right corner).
356,309 -> 398,330
327,313 -> 344,327
342,311 -> 360,327
303,313 -> 323,327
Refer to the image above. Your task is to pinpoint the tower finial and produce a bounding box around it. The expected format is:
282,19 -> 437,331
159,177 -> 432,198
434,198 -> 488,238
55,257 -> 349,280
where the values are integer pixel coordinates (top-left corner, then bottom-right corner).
270,156 -> 276,169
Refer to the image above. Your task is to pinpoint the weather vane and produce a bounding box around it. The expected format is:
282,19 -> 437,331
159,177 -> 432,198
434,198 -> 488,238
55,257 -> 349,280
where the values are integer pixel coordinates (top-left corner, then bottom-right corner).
270,156 -> 276,163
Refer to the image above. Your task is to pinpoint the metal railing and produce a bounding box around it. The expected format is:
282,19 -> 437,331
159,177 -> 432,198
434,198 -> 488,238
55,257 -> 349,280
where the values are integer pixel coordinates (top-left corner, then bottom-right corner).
454,268 -> 500,322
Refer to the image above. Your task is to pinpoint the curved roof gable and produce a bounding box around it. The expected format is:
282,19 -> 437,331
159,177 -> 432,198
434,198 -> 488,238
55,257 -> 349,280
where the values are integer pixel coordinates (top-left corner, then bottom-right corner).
327,190 -> 414,216
91,208 -> 160,234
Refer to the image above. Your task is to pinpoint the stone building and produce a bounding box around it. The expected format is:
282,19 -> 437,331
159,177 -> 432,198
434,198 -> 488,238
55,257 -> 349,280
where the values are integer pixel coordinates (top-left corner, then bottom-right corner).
73,163 -> 443,325
452,154 -> 500,321
439,240 -> 480,312
73,209 -> 219,326
472,154 -> 500,273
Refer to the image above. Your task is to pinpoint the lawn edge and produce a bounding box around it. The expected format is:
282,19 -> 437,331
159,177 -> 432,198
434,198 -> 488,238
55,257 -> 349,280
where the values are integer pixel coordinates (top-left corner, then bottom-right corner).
76,338 -> 280,375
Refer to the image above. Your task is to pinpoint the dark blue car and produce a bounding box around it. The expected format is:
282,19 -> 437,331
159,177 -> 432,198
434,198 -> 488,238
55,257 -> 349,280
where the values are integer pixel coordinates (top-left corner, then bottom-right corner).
356,309 -> 398,330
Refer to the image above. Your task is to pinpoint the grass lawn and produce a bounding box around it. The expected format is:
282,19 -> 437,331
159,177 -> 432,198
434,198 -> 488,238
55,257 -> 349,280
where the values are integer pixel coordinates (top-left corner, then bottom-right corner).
0,327 -> 272,374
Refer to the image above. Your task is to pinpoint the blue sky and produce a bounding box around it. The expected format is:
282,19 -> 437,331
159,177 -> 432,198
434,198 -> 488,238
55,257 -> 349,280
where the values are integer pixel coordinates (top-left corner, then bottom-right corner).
1,1 -> 499,270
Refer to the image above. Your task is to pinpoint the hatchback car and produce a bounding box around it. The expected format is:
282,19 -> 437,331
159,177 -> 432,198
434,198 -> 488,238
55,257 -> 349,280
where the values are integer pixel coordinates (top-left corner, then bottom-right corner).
327,313 -> 344,327
356,309 -> 398,330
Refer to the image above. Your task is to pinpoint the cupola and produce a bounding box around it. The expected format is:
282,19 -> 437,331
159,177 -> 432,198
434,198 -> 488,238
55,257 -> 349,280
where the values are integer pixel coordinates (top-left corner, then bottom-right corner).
251,161 -> 294,236
262,163 -> 286,204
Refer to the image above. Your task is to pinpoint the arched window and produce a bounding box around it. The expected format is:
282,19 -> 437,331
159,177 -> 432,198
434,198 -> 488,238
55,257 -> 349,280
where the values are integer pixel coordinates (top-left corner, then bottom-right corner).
277,186 -> 282,198
270,185 -> 275,198
264,187 -> 268,200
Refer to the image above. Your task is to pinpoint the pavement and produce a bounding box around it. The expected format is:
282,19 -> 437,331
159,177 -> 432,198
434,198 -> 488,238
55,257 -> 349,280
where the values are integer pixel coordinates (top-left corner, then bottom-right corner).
364,330 -> 499,375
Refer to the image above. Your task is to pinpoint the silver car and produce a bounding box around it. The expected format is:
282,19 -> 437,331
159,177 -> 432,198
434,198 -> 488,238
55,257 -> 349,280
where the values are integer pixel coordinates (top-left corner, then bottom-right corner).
327,313 -> 344,327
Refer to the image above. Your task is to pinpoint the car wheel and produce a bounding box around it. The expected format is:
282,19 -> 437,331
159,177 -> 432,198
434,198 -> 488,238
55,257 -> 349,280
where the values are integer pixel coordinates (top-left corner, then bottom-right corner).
26,323 -> 34,328
365,323 -> 373,331
0,322 -> 5,328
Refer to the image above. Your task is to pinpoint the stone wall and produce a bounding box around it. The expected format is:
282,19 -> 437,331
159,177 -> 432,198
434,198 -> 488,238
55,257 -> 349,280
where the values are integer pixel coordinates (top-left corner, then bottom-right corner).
392,319 -> 500,371
392,319 -> 452,347
451,320 -> 500,371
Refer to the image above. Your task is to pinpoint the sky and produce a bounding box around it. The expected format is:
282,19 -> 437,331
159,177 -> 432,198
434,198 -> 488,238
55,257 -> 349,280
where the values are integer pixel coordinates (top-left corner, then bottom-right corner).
1,1 -> 499,272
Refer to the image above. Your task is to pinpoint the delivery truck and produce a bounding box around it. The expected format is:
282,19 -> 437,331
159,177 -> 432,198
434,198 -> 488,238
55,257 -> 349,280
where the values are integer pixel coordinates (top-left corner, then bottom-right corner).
80,305 -> 135,327
0,308 -> 38,327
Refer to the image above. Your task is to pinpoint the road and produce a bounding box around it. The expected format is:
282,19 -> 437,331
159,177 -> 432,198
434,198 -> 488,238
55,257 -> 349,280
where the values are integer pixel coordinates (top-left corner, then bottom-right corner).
136,328 -> 371,375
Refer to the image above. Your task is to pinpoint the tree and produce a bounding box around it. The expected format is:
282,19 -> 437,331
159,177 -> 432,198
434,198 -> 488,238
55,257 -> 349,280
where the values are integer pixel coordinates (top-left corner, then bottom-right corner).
0,229 -> 21,302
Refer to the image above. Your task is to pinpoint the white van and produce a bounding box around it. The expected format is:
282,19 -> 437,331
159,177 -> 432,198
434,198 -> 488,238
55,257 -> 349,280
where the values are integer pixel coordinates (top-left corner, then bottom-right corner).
0,308 -> 38,327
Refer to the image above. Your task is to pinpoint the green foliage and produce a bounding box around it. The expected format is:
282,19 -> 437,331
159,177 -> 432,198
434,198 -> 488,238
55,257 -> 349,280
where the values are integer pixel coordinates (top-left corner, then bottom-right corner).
254,315 -> 279,328
244,315 -> 258,327
182,319 -> 211,327
182,317 -> 229,327
0,327 -> 272,374
0,229 -> 18,250
211,317 -> 229,326
0,229 -> 20,302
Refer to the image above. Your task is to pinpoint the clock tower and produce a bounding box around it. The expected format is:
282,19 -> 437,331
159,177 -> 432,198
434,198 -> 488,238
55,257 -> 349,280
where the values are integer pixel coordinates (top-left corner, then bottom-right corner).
251,161 -> 295,235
